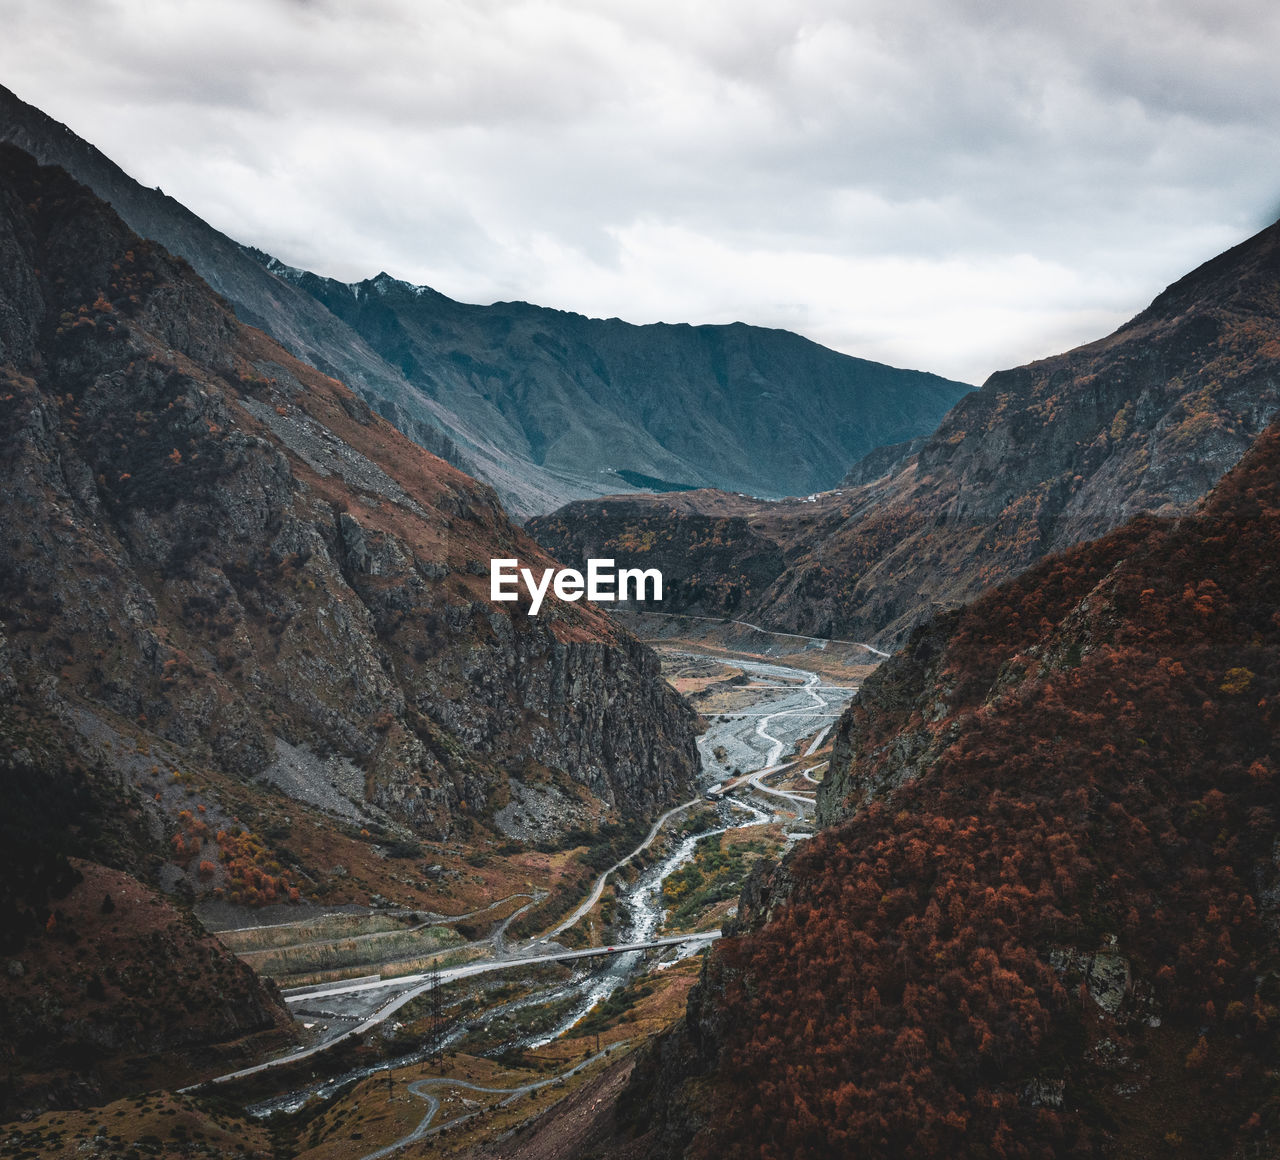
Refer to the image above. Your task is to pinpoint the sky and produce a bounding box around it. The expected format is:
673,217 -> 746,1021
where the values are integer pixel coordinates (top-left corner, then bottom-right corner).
2,0 -> 1279,385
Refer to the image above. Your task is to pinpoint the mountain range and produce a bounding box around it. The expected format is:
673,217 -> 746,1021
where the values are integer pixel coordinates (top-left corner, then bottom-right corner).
5,76 -> 1280,1160
0,141 -> 696,1112
533,215 -> 1280,647
0,82 -> 970,519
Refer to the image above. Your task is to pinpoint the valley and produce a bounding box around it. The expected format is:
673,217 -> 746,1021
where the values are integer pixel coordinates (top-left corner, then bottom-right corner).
532,214 -> 1280,651
11,640 -> 861,1159
147,637 -> 860,1152
2,60 -> 1280,1159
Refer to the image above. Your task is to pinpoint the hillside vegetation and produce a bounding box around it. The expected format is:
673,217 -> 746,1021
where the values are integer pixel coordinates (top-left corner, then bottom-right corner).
623,415 -> 1280,1158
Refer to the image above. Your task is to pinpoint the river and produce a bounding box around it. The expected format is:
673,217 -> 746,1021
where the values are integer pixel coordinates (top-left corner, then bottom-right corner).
246,650 -> 855,1118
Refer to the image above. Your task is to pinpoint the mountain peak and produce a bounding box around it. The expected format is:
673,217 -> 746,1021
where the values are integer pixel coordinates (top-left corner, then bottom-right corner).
0,81 -> 970,518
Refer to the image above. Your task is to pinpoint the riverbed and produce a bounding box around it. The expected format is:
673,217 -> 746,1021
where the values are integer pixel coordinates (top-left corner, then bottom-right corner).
246,649 -> 857,1117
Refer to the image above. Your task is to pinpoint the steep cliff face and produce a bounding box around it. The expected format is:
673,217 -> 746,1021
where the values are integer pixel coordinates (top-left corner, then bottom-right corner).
624,417 -> 1280,1157
536,216 -> 1280,647
0,143 -> 697,851
816,609 -> 961,824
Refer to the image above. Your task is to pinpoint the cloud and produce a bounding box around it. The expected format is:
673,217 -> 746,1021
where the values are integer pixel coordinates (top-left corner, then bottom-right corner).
2,0 -> 1278,382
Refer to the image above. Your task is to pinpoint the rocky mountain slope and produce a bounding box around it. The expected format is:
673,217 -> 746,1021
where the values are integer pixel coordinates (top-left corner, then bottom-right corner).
0,665 -> 295,1116
529,492 -> 791,618
533,216 -> 1280,646
618,412 -> 1280,1157
0,141 -> 697,840
0,84 -> 478,465
0,83 -> 970,519
0,143 -> 699,1105
265,259 -> 971,513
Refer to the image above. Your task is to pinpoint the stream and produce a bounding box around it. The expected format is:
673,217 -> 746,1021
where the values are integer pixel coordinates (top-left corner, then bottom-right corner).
247,651 -> 850,1119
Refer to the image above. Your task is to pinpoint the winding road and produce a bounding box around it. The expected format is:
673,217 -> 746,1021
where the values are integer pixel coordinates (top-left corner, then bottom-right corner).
626,609 -> 890,657
716,671 -> 849,810
356,1044 -> 626,1160
803,761 -> 828,785
191,934 -> 717,1088
542,795 -> 705,940
196,648 -> 863,1096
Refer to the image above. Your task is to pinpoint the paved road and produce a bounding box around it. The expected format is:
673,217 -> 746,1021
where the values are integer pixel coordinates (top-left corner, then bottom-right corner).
804,725 -> 832,756
284,933 -> 719,1003
802,761 -> 828,785
356,1044 -> 627,1160
191,933 -> 718,1088
742,762 -> 818,809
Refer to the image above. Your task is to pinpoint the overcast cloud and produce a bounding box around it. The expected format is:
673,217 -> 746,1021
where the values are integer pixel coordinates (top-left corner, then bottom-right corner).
2,0 -> 1279,383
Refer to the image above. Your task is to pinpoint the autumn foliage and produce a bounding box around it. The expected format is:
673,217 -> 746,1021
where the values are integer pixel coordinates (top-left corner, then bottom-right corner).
214,826 -> 300,907
166,817 -> 302,907
659,424 -> 1280,1158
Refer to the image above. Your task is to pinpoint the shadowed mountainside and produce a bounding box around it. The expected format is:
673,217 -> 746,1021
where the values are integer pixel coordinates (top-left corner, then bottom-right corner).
0,143 -> 701,1109
266,258 -> 971,513
0,143 -> 698,844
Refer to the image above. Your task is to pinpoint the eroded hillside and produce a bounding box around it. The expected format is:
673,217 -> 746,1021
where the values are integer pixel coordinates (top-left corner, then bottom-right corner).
0,144 -> 699,1109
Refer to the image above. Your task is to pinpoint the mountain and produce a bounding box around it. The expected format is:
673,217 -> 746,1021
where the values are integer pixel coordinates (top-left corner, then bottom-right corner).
532,216 -> 1280,646
0,84 -> 480,467
0,83 -> 971,519
529,490 -> 795,619
0,683 -> 297,1115
0,144 -> 696,1108
619,410 -> 1280,1158
262,258 -> 973,513
0,140 -> 697,839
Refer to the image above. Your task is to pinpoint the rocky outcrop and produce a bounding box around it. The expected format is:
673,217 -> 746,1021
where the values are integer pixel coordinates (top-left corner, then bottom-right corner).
0,859 -> 293,1116
816,610 -> 960,825
529,496 -> 788,619
839,436 -> 925,486
0,687 -> 294,1116
536,214 -> 1280,647
0,143 -> 697,847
